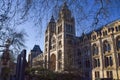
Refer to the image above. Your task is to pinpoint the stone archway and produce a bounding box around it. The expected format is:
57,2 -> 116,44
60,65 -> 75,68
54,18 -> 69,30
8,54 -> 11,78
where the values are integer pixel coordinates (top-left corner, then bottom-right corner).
50,54 -> 56,71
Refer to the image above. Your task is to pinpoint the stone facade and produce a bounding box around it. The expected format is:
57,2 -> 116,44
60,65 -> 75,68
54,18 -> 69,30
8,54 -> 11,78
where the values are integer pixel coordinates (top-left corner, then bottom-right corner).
91,20 -> 120,80
44,3 -> 76,72
32,53 -> 43,68
33,3 -> 120,80
28,45 -> 43,67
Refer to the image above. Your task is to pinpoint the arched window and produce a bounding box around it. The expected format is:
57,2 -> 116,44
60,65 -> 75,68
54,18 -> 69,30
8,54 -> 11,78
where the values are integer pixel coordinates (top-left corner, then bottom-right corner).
103,41 -> 111,53
58,50 -> 62,60
84,46 -> 90,56
45,55 -> 47,69
51,37 -> 56,43
92,44 -> 98,55
116,36 -> 120,50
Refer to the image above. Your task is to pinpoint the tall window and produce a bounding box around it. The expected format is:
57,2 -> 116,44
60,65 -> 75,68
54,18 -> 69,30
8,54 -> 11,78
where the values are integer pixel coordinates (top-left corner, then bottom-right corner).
92,44 -> 98,55
84,46 -> 90,56
107,71 -> 113,78
103,41 -> 111,53
58,40 -> 62,48
66,24 -> 73,33
92,35 -> 96,40
116,36 -> 120,50
93,58 -> 100,68
118,54 -> 120,66
51,37 -> 56,43
58,25 -> 62,34
45,56 -> 47,69
77,49 -> 81,56
85,60 -> 90,68
58,50 -> 62,70
58,61 -> 62,70
95,71 -> 100,78
103,31 -> 107,36
104,56 -> 113,67
45,36 -> 48,42
58,50 -> 62,60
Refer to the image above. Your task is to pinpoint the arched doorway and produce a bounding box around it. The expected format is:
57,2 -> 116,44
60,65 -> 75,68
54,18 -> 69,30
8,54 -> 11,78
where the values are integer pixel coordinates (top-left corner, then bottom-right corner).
50,54 -> 56,71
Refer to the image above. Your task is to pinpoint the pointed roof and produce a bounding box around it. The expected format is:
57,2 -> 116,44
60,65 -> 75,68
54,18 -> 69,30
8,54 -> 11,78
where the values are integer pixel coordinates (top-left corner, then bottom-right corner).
32,45 -> 42,53
62,2 -> 68,10
50,15 -> 55,22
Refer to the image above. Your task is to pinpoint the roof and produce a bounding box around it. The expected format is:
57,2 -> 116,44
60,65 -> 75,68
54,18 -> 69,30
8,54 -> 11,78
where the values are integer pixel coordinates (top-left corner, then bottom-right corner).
31,45 -> 43,53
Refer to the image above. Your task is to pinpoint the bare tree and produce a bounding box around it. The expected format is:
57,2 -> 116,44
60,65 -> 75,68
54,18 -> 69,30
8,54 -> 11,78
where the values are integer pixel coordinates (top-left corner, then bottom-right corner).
0,0 -> 120,58
1,0 -> 120,33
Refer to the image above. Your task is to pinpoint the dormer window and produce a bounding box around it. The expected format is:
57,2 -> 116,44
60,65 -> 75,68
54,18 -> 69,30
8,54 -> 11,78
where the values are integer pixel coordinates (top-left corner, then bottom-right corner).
93,35 -> 96,40
115,25 -> 120,32
103,31 -> 107,36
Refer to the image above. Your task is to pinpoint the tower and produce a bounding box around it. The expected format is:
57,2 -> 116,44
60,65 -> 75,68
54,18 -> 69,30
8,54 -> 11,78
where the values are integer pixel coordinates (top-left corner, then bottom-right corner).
44,2 -> 75,72
56,2 -> 75,71
44,15 -> 56,70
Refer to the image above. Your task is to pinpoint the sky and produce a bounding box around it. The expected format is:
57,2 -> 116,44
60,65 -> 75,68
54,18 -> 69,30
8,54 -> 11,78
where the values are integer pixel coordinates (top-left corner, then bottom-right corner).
14,0 -> 120,59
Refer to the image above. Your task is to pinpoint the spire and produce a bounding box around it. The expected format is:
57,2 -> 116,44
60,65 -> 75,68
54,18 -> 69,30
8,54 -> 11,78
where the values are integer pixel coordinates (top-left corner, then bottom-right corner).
50,15 -> 55,22
62,2 -> 68,10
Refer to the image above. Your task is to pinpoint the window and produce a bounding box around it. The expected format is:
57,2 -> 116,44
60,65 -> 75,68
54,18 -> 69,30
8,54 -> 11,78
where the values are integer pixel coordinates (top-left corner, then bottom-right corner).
77,49 -> 81,56
51,37 -> 56,43
107,71 -> 113,78
45,56 -> 47,69
104,56 -> 113,67
58,41 -> 62,48
119,25 -> 120,31
66,34 -> 73,38
93,44 -> 98,55
108,28 -> 111,32
85,60 -> 90,68
58,61 -> 62,70
84,46 -> 90,56
116,36 -> 120,50
66,24 -> 73,33
109,56 -> 113,66
115,25 -> 120,32
95,71 -> 100,78
93,58 -> 100,68
103,41 -> 111,53
78,61 -> 82,68
118,54 -> 120,66
92,35 -> 96,40
67,40 -> 73,45
45,48 -> 47,52
58,25 -> 62,34
45,36 -> 48,42
103,31 -> 107,36
58,50 -> 62,60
